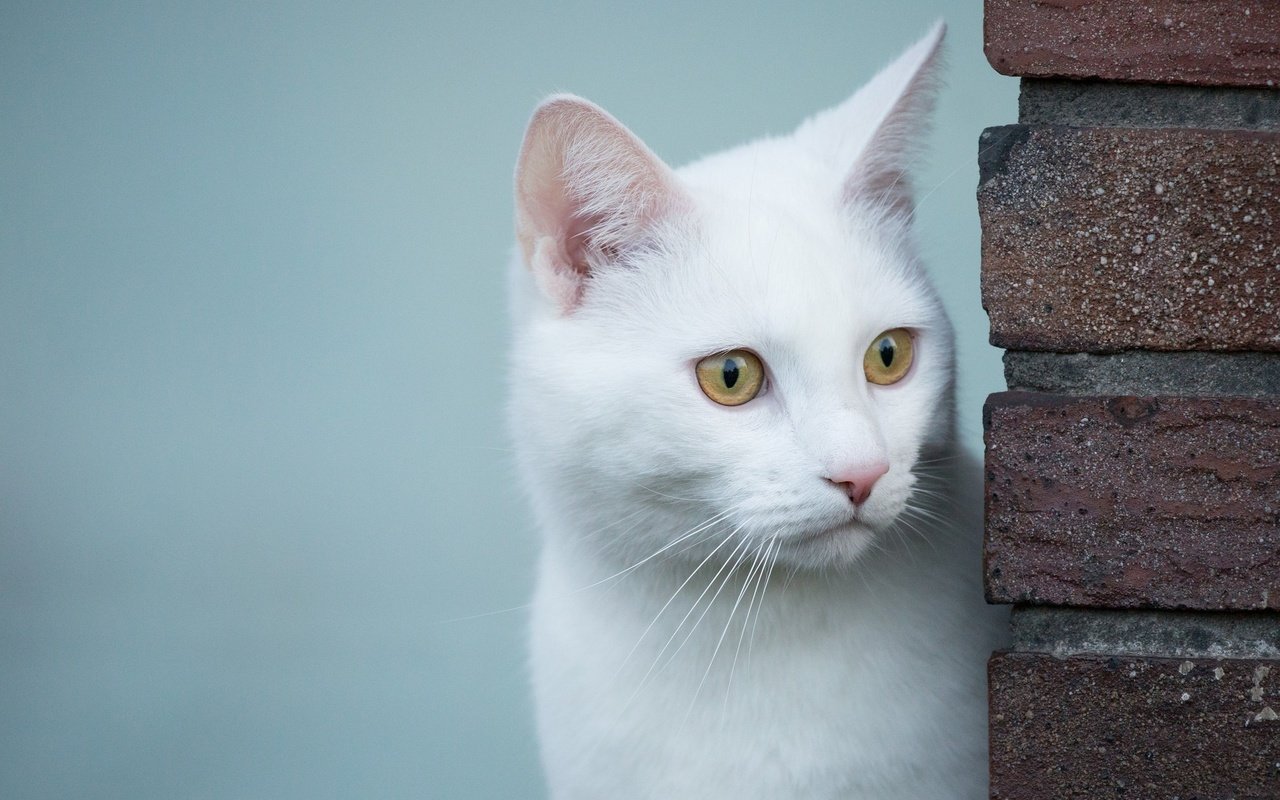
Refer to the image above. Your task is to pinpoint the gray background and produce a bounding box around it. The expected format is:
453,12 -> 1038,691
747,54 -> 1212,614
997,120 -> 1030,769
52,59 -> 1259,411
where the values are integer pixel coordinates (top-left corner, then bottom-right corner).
1,2 -> 1016,798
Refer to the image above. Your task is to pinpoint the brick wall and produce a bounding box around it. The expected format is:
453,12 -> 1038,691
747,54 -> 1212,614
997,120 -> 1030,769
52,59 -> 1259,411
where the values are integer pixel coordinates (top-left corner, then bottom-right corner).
979,2 -> 1280,797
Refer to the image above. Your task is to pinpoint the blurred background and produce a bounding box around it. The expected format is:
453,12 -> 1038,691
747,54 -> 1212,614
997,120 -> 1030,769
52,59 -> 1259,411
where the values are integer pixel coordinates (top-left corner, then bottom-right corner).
1,2 -> 1016,798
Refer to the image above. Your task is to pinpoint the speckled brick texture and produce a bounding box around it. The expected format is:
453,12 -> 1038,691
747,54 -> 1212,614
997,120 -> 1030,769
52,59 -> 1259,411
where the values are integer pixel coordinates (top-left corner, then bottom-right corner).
979,125 -> 1280,353
985,0 -> 1280,88
984,392 -> 1280,610
989,652 -> 1280,800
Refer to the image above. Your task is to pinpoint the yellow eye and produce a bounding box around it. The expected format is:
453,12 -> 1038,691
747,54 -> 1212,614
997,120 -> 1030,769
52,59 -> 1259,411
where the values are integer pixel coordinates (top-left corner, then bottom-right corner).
696,349 -> 765,406
863,329 -> 914,385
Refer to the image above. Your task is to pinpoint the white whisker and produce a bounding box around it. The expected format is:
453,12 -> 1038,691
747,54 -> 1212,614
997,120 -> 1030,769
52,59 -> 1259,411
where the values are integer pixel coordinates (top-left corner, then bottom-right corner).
724,536 -> 774,710
580,509 -> 734,593
683,537 -> 768,729
653,531 -> 754,677
747,535 -> 782,667
615,526 -> 739,681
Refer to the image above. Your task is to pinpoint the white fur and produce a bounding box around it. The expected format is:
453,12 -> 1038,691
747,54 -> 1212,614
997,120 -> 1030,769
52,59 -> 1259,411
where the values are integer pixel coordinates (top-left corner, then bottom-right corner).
508,22 -> 1007,799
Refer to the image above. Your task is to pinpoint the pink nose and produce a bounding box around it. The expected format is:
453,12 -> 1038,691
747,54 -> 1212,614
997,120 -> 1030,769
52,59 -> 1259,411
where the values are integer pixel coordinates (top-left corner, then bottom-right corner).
825,462 -> 889,506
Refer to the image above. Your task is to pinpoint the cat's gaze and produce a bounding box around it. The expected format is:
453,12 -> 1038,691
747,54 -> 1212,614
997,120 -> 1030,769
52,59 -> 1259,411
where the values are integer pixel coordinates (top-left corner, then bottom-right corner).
695,349 -> 765,406
863,327 -> 914,385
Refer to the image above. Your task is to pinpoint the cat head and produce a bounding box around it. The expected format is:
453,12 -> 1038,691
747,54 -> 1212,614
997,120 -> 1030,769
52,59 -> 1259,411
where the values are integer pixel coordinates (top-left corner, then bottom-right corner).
510,24 -> 953,571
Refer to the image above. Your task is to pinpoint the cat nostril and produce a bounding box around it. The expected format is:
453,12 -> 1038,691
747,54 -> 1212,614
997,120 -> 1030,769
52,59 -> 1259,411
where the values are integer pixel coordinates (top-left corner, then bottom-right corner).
825,462 -> 889,506
829,479 -> 872,505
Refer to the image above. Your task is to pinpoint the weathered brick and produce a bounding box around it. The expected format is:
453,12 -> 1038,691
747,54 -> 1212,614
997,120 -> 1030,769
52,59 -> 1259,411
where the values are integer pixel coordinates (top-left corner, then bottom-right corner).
984,392 -> 1280,610
1003,351 -> 1280,397
1009,606 -> 1280,660
985,0 -> 1280,88
989,652 -> 1280,800
1019,79 -> 1280,131
979,125 -> 1280,352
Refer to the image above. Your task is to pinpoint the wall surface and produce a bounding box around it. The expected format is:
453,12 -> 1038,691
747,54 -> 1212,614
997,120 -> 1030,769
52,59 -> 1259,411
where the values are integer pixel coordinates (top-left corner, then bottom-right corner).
0,3 -> 1014,798
980,1 -> 1280,795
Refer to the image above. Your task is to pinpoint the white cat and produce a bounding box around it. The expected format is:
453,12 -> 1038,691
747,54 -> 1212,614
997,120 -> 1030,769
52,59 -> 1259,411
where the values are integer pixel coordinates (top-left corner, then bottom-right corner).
508,23 -> 1006,799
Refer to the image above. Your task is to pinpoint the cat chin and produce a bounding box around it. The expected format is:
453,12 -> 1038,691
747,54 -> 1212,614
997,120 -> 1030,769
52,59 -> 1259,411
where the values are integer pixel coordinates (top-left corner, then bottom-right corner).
777,520 -> 879,569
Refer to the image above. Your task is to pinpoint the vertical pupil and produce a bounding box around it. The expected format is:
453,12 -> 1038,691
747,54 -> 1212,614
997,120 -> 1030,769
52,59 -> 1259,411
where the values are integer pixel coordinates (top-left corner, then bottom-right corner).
879,339 -> 895,368
722,358 -> 740,388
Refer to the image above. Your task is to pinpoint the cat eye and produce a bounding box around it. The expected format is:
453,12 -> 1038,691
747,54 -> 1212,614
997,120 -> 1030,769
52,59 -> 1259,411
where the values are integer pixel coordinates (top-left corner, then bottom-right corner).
696,349 -> 765,406
863,328 -> 914,385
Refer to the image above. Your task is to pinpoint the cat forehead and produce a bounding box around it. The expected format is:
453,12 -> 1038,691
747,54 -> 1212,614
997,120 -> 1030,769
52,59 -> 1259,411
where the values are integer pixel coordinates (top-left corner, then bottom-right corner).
615,213 -> 935,359
664,147 -> 925,318
675,139 -> 896,265
677,138 -> 840,218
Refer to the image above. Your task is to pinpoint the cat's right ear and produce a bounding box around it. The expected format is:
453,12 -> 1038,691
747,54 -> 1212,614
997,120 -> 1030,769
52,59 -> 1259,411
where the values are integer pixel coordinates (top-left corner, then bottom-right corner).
792,22 -> 945,226
514,95 -> 690,313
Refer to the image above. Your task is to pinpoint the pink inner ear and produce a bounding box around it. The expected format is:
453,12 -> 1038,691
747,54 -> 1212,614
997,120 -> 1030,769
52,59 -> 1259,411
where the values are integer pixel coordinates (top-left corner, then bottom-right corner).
792,23 -> 944,225
845,164 -> 914,223
528,235 -> 584,312
514,95 -> 689,314
533,207 -> 610,313
563,205 -> 609,273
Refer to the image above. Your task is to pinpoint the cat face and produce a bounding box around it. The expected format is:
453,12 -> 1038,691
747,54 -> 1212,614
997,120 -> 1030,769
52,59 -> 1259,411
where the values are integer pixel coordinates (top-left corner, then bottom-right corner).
510,25 -> 952,571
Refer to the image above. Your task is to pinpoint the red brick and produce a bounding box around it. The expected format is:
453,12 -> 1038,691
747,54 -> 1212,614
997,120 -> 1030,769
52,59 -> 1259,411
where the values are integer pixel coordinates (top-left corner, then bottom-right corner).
985,0 -> 1280,88
988,652 -> 1280,793
980,125 -> 1280,353
989,651 -> 1280,800
984,392 -> 1280,610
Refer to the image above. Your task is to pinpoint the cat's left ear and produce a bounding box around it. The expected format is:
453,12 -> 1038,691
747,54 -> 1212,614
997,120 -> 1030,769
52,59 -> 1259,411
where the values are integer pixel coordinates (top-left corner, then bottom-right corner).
794,21 -> 945,223
514,95 -> 691,313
